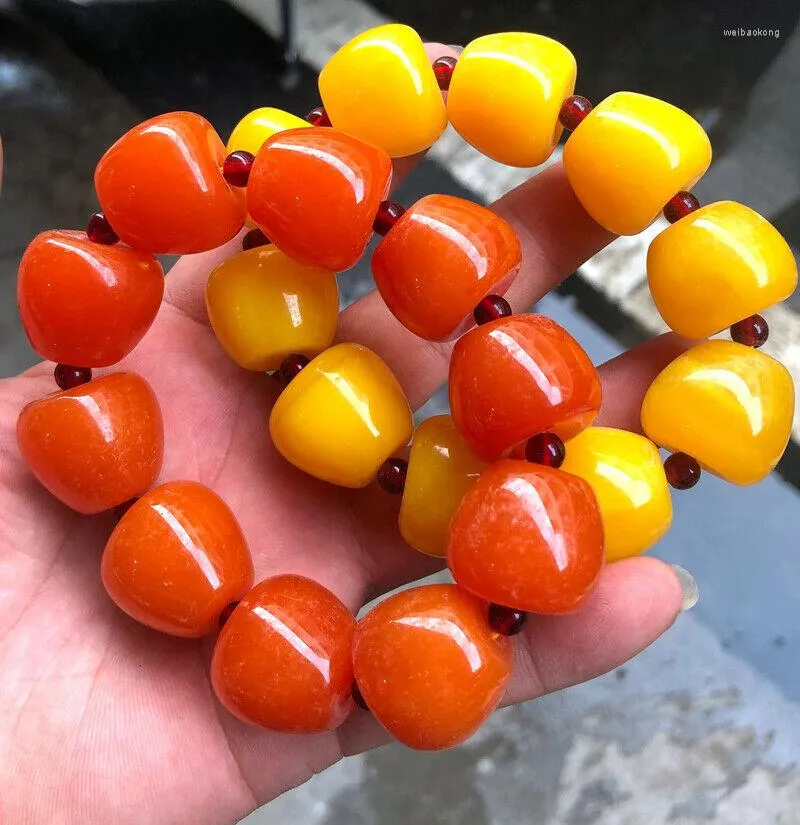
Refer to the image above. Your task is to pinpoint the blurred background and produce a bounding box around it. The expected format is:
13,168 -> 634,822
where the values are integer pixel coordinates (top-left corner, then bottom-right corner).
2,0 -> 800,822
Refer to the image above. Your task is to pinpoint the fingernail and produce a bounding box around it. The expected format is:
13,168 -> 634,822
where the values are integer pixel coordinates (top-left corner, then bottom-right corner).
670,564 -> 699,612
448,44 -> 464,55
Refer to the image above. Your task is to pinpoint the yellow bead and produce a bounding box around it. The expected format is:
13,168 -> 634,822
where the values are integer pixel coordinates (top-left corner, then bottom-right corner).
647,201 -> 798,338
399,416 -> 486,557
641,340 -> 794,486
560,427 -> 672,563
563,92 -> 712,235
318,23 -> 446,157
447,32 -> 576,167
226,107 -> 310,156
269,343 -> 413,488
206,247 -> 338,371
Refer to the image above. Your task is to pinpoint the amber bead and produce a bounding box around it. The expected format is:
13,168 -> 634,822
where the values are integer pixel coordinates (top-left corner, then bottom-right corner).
54,364 -> 91,390
474,295 -> 512,325
663,191 -> 700,223
86,211 -> 118,245
525,432 -> 566,468
18,230 -> 164,368
433,55 -> 458,90
376,457 -> 408,494
664,452 -> 701,490
730,314 -> 769,348
248,127 -> 392,271
488,604 -> 528,636
305,106 -> 332,127
373,200 -> 405,236
448,460 -> 604,614
102,481 -> 254,638
17,372 -> 163,514
449,315 -> 602,461
352,584 -> 512,750
222,150 -> 255,187
211,575 -> 356,733
558,95 -> 593,130
242,227 -> 270,250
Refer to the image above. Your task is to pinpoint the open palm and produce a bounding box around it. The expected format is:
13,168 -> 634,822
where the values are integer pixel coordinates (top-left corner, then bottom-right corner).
0,131 -> 685,823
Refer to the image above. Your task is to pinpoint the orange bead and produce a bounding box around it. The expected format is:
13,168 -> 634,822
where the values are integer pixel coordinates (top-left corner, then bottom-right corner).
449,315 -> 602,461
353,584 -> 512,750
16,373 -> 163,514
448,461 -> 604,614
17,230 -> 164,367
211,575 -> 356,733
247,127 -> 392,271
372,195 -> 521,341
101,482 -> 254,637
94,112 -> 246,254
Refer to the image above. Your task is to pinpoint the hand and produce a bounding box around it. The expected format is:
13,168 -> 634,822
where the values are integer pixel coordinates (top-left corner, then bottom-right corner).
0,54 -> 685,825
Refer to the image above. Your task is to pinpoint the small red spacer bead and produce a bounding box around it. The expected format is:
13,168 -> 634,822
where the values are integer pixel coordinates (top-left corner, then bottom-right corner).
376,457 -> 408,494
663,191 -> 700,223
54,364 -> 92,390
664,452 -> 701,490
86,212 -> 119,245
524,432 -> 566,468
488,604 -> 528,636
373,200 -> 405,236
558,95 -> 593,131
218,601 -> 240,628
222,151 -> 255,187
730,314 -> 769,348
432,55 -> 458,90
474,295 -> 512,325
351,681 -> 369,711
305,106 -> 331,127
242,228 -> 270,251
273,354 -> 310,387
113,497 -> 138,521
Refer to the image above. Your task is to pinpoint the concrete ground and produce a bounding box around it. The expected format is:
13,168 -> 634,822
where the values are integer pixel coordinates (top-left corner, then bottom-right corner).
2,1 -> 800,822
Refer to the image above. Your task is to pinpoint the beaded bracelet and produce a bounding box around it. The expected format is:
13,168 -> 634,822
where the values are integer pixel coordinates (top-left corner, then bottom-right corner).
14,24 -> 797,751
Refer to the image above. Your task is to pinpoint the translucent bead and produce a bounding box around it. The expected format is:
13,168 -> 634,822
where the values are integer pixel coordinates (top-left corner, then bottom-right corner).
474,295 -> 512,325
269,343 -> 413,488
373,200 -> 405,236
399,415 -> 486,558
17,373 -> 163,514
18,230 -> 164,367
372,194 -> 521,341
247,127 -> 392,271
54,364 -> 92,390
95,112 -> 246,254
558,95 -> 593,130
664,452 -> 702,490
86,211 -> 118,245
226,107 -> 310,156
524,432 -> 566,468
305,106 -> 332,127
448,461 -> 604,614
273,354 -> 311,387
211,575 -> 356,733
647,202 -> 797,339
352,584 -> 512,750
563,92 -> 711,235
222,150 -> 254,187
641,340 -> 794,485
731,314 -> 769,348
319,24 -> 446,157
663,191 -> 700,223
560,427 -> 673,562
206,247 -> 338,371
447,32 -> 576,167
487,604 -> 528,636
376,457 -> 408,494
433,55 -> 458,90
102,482 -> 254,637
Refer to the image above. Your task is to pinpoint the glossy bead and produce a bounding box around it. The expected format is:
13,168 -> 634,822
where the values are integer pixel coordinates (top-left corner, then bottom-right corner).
663,191 -> 700,223
352,584 -> 512,750
319,24 -> 446,157
525,432 -> 566,468
432,55 -> 457,90
449,315 -> 602,461
487,604 -> 528,636
563,92 -> 711,235
376,457 -> 407,494
641,340 -> 794,485
206,247 -> 338,371
274,353 -> 311,388
399,415 -> 486,558
222,150 -> 254,187
647,202 -> 797,339
101,481 -> 254,637
305,106 -> 332,127
17,372 -> 163,514
241,227 -> 270,250
474,295 -> 512,325
447,33 -> 576,167
18,230 -> 164,368
86,211 -> 118,245
558,95 -> 593,130
560,427 -> 673,562
269,343 -> 413,488
226,107 -> 310,156
372,194 -> 521,341
211,575 -> 356,733
664,452 -> 701,490
373,200 -> 405,236
54,364 -> 91,390
95,112 -> 246,254
248,127 -> 392,271
447,460 -> 604,613
731,314 -> 769,348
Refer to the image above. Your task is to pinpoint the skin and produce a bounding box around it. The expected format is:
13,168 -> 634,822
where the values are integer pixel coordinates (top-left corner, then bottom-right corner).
0,48 -> 687,824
